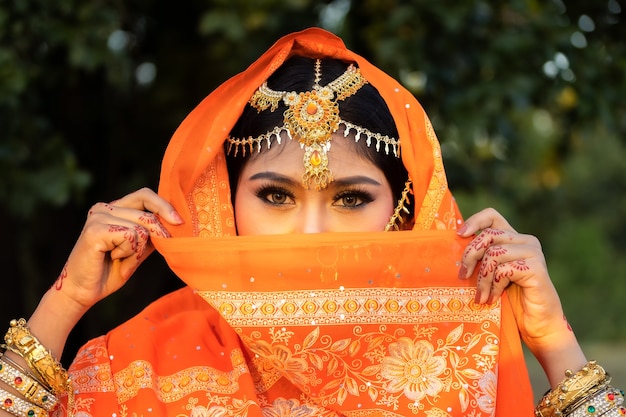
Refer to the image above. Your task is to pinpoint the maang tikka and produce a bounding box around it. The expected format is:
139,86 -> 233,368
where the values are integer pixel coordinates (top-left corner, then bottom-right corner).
226,59 -> 401,190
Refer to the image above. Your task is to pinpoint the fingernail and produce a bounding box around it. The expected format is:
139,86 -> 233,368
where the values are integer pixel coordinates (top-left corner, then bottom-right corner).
171,210 -> 184,224
458,264 -> 468,279
457,223 -> 468,236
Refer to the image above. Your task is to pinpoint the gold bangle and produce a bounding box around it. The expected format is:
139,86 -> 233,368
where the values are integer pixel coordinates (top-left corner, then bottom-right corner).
0,353 -> 58,411
0,385 -> 48,417
535,360 -> 611,417
3,319 -> 70,395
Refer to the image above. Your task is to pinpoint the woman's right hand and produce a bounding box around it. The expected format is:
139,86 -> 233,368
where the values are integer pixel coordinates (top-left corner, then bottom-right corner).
55,187 -> 183,311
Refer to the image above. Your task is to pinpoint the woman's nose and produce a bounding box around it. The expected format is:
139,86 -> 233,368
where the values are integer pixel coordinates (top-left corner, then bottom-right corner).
298,204 -> 327,234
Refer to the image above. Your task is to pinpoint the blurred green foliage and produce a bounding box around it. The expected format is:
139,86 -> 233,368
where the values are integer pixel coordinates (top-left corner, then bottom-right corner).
1,0 -> 625,362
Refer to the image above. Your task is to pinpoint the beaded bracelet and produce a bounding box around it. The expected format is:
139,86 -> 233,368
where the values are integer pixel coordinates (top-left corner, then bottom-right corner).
601,405 -> 626,416
0,354 -> 58,411
567,386 -> 624,417
0,351 -> 46,388
0,385 -> 48,417
535,361 -> 610,417
3,319 -> 70,395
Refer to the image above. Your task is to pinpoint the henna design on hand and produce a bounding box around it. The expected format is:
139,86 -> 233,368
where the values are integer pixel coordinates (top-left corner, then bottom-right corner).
469,228 -> 505,252
109,225 -> 138,253
139,212 -> 171,238
54,264 -> 68,290
493,259 -> 528,283
563,314 -> 573,332
494,266 -> 514,283
478,258 -> 499,280
133,225 -> 149,259
511,259 -> 529,271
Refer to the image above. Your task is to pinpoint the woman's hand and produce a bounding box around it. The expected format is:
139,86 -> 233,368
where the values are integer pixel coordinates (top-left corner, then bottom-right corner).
17,188 -> 183,365
55,188 -> 183,312
457,207 -> 586,386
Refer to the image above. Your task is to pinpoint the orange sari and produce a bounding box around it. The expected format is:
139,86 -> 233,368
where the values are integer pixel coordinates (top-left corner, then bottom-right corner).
63,28 -> 534,417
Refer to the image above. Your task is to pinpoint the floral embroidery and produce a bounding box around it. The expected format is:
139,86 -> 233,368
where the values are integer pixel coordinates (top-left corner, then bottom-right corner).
476,370 -> 497,414
179,395 -> 257,417
241,318 -> 500,415
380,338 -> 446,402
260,397 -> 319,417
248,340 -> 310,386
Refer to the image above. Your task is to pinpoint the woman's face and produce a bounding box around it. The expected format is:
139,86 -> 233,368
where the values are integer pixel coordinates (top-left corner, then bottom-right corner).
234,135 -> 394,235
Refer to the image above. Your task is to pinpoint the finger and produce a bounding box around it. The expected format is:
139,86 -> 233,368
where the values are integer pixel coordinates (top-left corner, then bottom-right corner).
475,243 -> 540,304
460,228 -> 524,278
89,203 -> 171,238
109,188 -> 183,225
108,224 -> 152,261
81,214 -> 152,261
457,207 -> 515,237
485,259 -> 531,304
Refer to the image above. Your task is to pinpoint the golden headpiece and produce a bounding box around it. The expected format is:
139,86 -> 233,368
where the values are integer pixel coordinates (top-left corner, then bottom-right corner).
226,59 -> 400,190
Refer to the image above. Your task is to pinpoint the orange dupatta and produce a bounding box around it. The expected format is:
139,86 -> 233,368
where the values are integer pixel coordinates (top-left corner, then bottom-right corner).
65,28 -> 534,417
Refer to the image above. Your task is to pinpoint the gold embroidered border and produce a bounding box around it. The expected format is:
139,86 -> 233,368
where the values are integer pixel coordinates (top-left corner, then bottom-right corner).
70,349 -> 249,404
197,287 -> 499,328
414,117 -> 448,230
191,162 -> 223,237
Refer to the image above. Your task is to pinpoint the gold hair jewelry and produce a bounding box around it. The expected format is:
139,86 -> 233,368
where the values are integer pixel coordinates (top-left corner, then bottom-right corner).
226,59 -> 400,190
3,319 -> 70,395
0,385 -> 48,417
385,178 -> 413,231
535,360 -> 610,417
0,353 -> 58,411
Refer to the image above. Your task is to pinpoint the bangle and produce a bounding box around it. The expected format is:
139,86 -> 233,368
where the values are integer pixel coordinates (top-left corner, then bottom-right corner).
567,386 -> 624,417
601,405 -> 626,416
0,385 -> 48,417
0,353 -> 58,411
3,319 -> 70,395
0,350 -> 46,387
535,361 -> 610,417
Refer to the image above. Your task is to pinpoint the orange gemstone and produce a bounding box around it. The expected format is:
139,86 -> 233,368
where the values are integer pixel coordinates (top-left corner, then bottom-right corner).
310,150 -> 322,166
306,101 -> 318,115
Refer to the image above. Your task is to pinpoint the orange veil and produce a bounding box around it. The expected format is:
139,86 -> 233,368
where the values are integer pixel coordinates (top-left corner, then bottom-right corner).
65,28 -> 534,417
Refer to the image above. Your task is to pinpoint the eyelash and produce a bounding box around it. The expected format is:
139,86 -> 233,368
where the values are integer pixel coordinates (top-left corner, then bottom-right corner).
254,183 -> 375,209
333,188 -> 374,208
254,185 -> 295,206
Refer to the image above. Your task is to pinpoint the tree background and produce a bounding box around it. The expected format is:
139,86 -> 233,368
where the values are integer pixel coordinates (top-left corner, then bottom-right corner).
1,0 -> 625,390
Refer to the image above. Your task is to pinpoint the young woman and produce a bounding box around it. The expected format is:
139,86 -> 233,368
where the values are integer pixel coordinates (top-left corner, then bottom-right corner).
1,28 -> 621,417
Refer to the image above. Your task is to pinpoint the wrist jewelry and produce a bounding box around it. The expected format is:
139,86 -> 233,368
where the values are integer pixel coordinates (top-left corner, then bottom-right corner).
602,405 -> 626,416
535,361 -> 610,417
0,353 -> 58,411
0,385 -> 48,417
566,385 -> 624,417
3,319 -> 70,395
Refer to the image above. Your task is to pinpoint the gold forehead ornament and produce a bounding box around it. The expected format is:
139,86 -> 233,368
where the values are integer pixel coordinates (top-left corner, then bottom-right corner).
226,59 -> 400,190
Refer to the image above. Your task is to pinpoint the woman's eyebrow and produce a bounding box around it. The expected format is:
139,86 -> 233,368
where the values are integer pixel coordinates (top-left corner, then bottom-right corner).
333,176 -> 382,187
248,171 -> 300,186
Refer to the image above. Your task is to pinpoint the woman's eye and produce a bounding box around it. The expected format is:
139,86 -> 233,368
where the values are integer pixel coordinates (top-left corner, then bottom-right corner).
334,191 -> 373,208
267,192 -> 288,204
340,195 -> 360,207
255,186 -> 295,205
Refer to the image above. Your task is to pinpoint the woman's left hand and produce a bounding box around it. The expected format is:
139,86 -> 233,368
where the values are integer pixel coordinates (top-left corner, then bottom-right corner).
457,208 -> 573,353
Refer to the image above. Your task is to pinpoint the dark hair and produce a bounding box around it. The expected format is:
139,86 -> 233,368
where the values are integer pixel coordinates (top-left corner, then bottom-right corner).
226,56 -> 411,217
